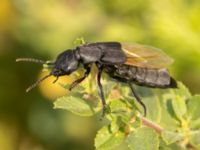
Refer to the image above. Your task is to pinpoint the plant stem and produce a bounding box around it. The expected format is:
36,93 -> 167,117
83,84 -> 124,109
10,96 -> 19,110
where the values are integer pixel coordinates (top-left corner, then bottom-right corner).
140,116 -> 163,134
130,115 -> 163,134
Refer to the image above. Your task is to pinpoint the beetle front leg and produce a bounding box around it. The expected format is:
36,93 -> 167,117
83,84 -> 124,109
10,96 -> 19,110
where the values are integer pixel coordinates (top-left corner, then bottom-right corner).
69,65 -> 91,91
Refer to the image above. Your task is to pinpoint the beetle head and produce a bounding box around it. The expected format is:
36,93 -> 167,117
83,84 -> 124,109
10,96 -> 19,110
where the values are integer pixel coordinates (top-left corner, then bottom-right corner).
16,49 -> 79,92
51,50 -> 79,76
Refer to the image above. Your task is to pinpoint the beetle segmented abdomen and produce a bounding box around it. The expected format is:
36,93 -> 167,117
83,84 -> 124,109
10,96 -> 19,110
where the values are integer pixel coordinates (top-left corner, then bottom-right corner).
134,68 -> 171,88
110,65 -> 173,88
132,67 -> 170,88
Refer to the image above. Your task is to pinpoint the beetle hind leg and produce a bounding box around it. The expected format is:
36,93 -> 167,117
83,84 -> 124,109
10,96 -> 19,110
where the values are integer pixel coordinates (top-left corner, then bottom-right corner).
108,74 -> 147,116
128,83 -> 147,116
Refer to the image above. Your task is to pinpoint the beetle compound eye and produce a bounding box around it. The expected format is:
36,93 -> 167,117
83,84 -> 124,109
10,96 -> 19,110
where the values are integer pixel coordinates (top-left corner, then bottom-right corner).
26,74 -> 52,92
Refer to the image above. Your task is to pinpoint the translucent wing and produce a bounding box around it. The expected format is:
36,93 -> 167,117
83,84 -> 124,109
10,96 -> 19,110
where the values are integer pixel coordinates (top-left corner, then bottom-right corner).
122,43 -> 174,69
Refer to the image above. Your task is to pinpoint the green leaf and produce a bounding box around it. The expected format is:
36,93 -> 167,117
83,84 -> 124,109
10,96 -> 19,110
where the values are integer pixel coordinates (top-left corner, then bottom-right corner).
169,83 -> 189,121
126,127 -> 159,150
161,130 -> 184,145
174,82 -> 191,100
156,85 -> 189,130
190,118 -> 200,130
95,124 -> 125,150
187,95 -> 200,127
159,139 -> 172,150
158,93 -> 179,130
168,144 -> 187,150
54,93 -> 100,116
159,139 -> 187,150
190,131 -> 200,150
167,83 -> 190,121
110,99 -> 129,114
171,95 -> 187,120
73,37 -> 86,46
114,141 -> 130,150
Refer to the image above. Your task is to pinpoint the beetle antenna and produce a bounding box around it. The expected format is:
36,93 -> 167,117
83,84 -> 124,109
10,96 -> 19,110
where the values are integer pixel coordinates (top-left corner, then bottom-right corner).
16,58 -> 46,64
26,74 -> 52,92
16,58 -> 54,65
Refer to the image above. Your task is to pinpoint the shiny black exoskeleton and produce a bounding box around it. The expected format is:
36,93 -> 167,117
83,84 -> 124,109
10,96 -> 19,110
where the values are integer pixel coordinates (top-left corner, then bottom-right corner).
50,42 -> 177,116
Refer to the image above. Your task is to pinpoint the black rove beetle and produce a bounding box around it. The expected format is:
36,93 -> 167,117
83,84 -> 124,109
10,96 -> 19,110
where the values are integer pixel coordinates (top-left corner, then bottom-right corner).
16,42 -> 177,116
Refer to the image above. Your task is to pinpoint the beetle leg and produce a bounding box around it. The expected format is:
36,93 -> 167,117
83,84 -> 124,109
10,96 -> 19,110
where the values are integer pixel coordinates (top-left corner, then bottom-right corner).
69,66 -> 91,91
109,74 -> 147,116
128,83 -> 147,116
97,65 -> 107,117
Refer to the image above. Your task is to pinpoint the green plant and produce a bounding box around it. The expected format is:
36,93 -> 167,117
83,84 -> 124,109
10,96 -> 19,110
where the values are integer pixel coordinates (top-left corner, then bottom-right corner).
53,69 -> 200,150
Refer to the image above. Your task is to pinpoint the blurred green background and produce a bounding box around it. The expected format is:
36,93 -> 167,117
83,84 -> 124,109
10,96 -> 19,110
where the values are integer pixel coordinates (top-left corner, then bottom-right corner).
1,0 -> 200,149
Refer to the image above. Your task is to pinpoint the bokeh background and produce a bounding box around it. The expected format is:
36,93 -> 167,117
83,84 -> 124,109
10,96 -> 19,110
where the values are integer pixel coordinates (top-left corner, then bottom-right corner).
1,0 -> 200,149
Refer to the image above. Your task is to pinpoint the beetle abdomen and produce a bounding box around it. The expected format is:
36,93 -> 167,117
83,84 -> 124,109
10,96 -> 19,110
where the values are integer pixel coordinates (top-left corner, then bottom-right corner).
130,67 -> 171,88
106,65 -> 176,88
